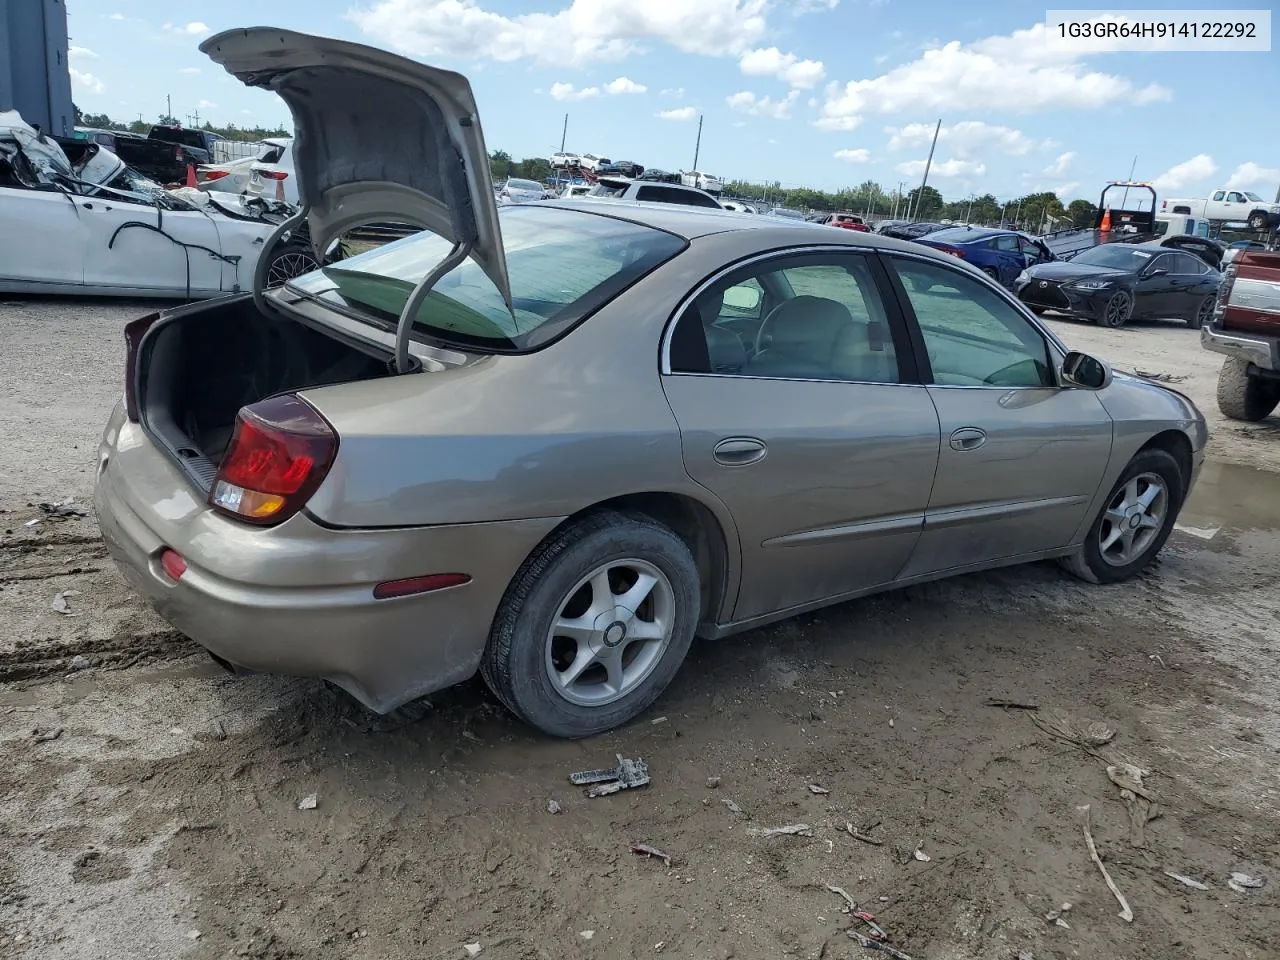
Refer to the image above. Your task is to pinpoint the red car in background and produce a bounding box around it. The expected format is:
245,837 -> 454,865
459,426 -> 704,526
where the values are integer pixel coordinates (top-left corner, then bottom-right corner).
821,213 -> 871,232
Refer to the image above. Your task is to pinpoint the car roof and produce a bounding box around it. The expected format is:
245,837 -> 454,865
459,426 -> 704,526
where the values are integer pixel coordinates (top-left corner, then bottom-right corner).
542,198 -> 975,262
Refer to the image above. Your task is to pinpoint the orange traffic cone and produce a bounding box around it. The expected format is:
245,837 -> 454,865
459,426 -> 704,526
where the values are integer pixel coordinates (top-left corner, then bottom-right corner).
185,163 -> 197,188
1099,208 -> 1112,233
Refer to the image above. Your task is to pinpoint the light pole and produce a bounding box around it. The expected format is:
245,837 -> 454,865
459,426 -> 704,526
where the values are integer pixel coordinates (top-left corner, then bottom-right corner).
909,118 -> 942,222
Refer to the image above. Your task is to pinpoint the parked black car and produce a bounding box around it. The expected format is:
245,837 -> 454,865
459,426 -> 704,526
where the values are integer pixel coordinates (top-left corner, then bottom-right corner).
1016,241 -> 1221,328
635,168 -> 681,184
612,160 -> 644,177
877,220 -> 948,240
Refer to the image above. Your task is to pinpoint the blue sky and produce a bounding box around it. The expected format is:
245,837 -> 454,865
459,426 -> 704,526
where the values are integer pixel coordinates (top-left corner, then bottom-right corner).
66,0 -> 1279,203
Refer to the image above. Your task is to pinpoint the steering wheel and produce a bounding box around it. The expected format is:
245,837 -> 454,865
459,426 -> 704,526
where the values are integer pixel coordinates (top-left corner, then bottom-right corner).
754,301 -> 792,355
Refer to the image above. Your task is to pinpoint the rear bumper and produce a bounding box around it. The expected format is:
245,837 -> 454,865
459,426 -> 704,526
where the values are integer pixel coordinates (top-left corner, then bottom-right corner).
94,405 -> 560,712
1201,324 -> 1280,373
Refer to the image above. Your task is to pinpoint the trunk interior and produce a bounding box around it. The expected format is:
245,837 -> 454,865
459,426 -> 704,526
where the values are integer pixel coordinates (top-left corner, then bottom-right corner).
139,297 -> 391,489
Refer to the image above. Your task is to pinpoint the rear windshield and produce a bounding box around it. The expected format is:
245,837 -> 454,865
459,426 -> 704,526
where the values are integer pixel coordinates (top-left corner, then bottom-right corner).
258,144 -> 285,164
507,179 -> 542,192
923,227 -> 985,243
292,205 -> 686,352
589,181 -> 629,198
148,127 -> 206,149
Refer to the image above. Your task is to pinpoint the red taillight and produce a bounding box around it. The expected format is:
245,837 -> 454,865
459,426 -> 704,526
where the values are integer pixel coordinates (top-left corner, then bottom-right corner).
124,312 -> 161,422
1214,263 -> 1237,324
209,394 -> 337,526
258,169 -> 288,181
938,245 -> 965,258
203,170 -> 229,181
160,548 -> 187,582
373,573 -> 472,600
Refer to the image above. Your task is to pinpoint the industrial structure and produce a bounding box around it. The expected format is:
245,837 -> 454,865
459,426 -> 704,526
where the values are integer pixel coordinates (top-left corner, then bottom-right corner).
1,0 -> 73,136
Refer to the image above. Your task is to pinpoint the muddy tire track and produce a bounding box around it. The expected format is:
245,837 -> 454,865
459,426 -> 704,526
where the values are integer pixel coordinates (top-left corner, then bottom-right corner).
0,628 -> 193,682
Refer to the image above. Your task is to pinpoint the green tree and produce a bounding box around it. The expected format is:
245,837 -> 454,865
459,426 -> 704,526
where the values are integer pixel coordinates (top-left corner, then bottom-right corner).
489,150 -> 513,181
1067,198 -> 1097,228
906,185 -> 944,220
516,157 -> 553,183
1014,191 -> 1065,232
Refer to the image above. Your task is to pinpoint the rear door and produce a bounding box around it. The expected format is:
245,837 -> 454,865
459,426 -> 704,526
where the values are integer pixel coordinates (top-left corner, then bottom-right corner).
662,249 -> 940,620
884,253 -> 1113,577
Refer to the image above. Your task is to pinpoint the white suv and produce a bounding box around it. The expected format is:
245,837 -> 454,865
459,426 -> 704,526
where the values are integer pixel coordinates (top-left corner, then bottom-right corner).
581,176 -> 723,209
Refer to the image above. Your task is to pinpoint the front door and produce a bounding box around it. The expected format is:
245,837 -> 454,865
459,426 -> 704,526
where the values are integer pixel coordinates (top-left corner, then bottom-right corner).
885,254 -> 1114,577
662,250 -> 941,621
0,186 -> 87,289
80,197 -> 225,296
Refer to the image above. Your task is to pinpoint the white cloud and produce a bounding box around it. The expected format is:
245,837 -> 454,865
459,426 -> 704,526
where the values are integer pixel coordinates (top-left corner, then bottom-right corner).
738,47 -> 825,89
604,76 -> 646,95
350,0 -> 769,67
792,0 -> 839,12
197,99 -> 217,109
550,82 -> 600,101
732,120 -> 747,127
1044,151 -> 1076,176
886,120 -> 1037,158
814,115 -> 862,131
1052,182 -> 1080,199
896,157 -> 986,178
818,21 -> 1171,131
660,87 -> 685,97
178,67 -> 201,75
726,89 -> 798,119
1152,154 -> 1217,191
1226,162 -> 1280,191
657,106 -> 698,121
184,21 -> 210,35
834,148 -> 871,163
68,46 -> 97,60
108,12 -> 125,20
69,67 -> 105,94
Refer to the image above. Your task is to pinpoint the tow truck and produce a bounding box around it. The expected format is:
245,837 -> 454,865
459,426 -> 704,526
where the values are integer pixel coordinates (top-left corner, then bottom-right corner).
1040,181 -> 1160,260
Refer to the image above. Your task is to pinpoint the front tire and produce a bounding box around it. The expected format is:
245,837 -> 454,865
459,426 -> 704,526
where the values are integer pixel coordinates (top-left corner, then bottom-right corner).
1247,211 -> 1269,232
1061,449 -> 1185,585
481,510 -> 701,738
1216,357 -> 1280,421
1102,290 -> 1133,328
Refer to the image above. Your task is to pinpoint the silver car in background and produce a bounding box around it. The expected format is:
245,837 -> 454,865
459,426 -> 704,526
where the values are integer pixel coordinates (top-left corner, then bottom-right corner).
499,177 -> 545,203
94,27 -> 1207,739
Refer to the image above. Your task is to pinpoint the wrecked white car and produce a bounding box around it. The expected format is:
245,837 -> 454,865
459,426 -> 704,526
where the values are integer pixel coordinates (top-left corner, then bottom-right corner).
0,111 -> 319,298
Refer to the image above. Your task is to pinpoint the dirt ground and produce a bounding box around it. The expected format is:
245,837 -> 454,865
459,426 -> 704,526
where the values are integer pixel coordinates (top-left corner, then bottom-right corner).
1,297 -> 1277,960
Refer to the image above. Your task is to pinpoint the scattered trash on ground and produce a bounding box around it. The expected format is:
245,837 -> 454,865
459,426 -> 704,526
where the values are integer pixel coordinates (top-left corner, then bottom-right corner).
579,930 -> 595,940
845,822 -> 883,845
825,883 -> 858,912
570,755 -> 650,797
1148,653 -> 1166,667
808,783 -> 830,795
25,500 -> 86,526
67,654 -> 90,671
849,929 -> 913,959
1227,873 -> 1265,893
546,799 -> 562,815
650,716 -> 668,725
186,930 -> 201,941
464,943 -> 482,957
984,698 -> 1040,710
1107,763 -> 1157,847
51,589 -> 81,615
1164,871 -> 1209,890
31,727 -> 63,743
1044,903 -> 1072,928
298,794 -> 318,811
1033,712 -> 1116,752
912,847 -> 931,862
747,823 -> 812,838
1132,369 -> 1187,383
1174,523 -> 1220,540
631,842 -> 672,866
1079,804 -> 1133,922
461,729 -> 483,743
721,798 -> 743,815
705,776 -> 721,789
1018,951 -> 1034,960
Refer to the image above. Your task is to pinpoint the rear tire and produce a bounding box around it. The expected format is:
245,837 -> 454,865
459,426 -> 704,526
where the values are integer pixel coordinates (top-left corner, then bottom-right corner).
1191,296 -> 1214,328
263,240 -> 319,289
1061,449 -> 1185,585
481,510 -> 700,738
982,267 -> 1000,282
1216,357 -> 1280,421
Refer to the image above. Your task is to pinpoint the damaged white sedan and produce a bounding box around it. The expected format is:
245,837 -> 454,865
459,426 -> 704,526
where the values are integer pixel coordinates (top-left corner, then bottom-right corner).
0,111 -> 319,299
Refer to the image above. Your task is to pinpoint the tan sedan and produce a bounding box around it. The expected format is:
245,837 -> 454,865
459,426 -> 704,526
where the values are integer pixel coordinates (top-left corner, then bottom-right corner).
95,27 -> 1207,737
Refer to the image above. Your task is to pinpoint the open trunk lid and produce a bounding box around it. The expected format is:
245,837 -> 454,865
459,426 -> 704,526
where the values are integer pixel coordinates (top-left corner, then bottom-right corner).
199,26 -> 511,309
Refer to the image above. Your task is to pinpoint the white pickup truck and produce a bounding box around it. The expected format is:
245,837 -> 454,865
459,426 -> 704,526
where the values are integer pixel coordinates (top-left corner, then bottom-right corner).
1161,189 -> 1280,231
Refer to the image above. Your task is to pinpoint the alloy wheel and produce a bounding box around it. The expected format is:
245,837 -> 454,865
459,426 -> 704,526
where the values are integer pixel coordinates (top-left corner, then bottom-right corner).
1196,296 -> 1213,327
1104,291 -> 1132,327
1098,472 -> 1167,566
266,251 -> 319,288
544,558 -> 676,707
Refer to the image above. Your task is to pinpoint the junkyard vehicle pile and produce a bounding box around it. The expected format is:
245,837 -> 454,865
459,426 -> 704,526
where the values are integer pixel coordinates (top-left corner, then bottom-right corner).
1,23 -> 1278,960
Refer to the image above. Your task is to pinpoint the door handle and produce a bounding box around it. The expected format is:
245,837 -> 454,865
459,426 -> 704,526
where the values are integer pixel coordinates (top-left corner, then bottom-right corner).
713,437 -> 767,466
81,202 -> 93,209
949,427 -> 987,451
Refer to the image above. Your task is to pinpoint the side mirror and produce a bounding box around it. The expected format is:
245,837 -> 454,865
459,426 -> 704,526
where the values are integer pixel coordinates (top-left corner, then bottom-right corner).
1060,351 -> 1112,390
1143,267 -> 1169,279
723,285 -> 762,311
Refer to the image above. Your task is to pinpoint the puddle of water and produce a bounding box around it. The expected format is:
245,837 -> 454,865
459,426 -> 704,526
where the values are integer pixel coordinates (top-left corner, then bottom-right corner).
1182,460 -> 1280,532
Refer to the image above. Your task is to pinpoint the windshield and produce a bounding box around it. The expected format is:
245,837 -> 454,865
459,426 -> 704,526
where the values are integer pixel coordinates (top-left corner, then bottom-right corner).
1243,192 -> 1264,202
1071,245 -> 1154,271
507,179 -> 542,192
291,205 -> 685,352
